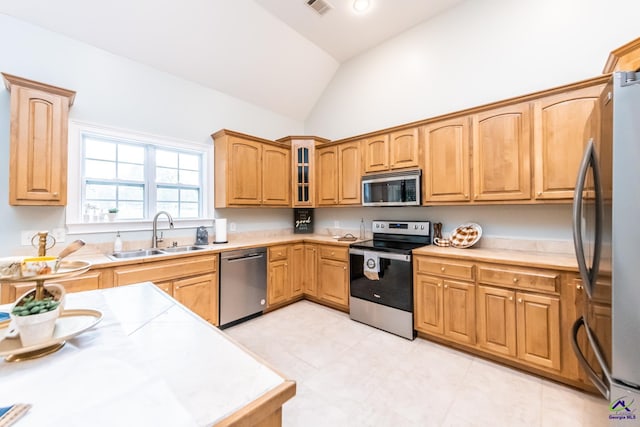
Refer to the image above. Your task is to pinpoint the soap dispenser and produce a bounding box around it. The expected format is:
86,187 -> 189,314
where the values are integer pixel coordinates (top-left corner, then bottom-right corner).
113,231 -> 123,252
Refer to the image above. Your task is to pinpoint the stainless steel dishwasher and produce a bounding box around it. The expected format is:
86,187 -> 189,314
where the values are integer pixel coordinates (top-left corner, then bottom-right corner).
219,247 -> 267,328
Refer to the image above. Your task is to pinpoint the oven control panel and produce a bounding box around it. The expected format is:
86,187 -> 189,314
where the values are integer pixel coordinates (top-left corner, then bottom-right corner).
372,220 -> 430,236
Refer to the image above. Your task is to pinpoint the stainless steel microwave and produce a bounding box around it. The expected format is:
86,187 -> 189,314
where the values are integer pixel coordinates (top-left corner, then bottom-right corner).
361,170 -> 421,207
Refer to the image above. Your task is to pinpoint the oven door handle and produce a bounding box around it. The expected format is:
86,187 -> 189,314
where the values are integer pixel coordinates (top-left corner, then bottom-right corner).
349,248 -> 410,262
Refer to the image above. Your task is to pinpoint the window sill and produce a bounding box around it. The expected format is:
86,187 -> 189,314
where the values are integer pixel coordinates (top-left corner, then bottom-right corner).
66,218 -> 215,235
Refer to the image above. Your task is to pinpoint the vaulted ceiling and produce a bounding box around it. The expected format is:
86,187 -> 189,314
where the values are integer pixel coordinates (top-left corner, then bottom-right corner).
0,0 -> 465,121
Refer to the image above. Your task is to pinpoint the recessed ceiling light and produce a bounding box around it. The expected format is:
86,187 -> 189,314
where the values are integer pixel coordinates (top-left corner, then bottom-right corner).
353,0 -> 370,13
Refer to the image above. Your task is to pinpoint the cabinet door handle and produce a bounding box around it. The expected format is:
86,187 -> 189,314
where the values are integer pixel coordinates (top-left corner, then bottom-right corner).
513,277 -> 519,283
508,296 -> 513,301
440,267 -> 445,272
576,284 -> 583,290
518,298 -> 523,303
438,283 -> 442,287
285,263 -> 288,266
343,266 -> 347,270
444,284 -> 449,288
52,192 -> 59,197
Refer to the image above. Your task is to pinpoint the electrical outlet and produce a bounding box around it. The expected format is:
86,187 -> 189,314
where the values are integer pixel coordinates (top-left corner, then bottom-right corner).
229,222 -> 237,232
21,230 -> 38,246
334,220 -> 340,228
51,228 -> 66,243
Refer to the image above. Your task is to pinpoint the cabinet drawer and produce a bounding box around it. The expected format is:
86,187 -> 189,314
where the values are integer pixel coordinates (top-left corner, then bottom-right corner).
319,246 -> 349,261
478,265 -> 559,293
114,255 -> 217,287
268,245 -> 289,261
415,257 -> 474,281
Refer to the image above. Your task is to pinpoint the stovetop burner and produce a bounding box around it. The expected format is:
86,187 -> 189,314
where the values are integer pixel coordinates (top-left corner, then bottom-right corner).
349,220 -> 431,254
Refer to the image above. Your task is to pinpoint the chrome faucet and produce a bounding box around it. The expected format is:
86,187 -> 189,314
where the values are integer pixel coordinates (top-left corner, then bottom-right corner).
152,211 -> 174,248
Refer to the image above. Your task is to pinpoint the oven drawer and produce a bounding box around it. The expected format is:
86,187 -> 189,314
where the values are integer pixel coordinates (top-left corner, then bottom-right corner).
415,257 -> 474,281
319,246 -> 349,261
477,265 -> 559,293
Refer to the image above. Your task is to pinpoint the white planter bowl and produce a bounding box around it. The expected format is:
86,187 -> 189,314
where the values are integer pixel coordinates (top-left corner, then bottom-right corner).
11,304 -> 61,347
10,283 -> 66,347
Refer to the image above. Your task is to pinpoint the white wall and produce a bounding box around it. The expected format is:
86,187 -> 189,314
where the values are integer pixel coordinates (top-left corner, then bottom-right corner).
0,14 -> 302,256
305,0 -> 640,139
304,0 -> 640,243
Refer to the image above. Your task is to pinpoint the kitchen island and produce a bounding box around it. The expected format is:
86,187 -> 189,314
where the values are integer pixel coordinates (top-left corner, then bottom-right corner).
0,282 -> 295,426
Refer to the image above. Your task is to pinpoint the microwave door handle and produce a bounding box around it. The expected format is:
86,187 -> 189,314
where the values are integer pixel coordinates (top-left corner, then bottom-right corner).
572,139 -> 594,298
571,317 -> 611,399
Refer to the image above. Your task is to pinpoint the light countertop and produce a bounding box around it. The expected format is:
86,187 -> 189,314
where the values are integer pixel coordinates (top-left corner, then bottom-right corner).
0,283 -> 295,426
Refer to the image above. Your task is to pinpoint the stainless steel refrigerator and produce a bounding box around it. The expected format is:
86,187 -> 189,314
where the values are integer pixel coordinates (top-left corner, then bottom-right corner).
572,71 -> 640,425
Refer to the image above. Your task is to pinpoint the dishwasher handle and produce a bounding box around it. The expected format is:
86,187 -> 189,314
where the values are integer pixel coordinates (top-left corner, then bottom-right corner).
223,252 -> 265,262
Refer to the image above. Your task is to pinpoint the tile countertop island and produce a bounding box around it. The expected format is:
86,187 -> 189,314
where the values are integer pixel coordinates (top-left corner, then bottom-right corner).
0,283 -> 295,427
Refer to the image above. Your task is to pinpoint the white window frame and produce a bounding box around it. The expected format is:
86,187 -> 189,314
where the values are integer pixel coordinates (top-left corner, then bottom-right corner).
67,120 -> 214,234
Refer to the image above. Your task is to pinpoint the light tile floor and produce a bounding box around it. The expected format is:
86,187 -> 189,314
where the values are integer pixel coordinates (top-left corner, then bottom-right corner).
226,300 -> 608,426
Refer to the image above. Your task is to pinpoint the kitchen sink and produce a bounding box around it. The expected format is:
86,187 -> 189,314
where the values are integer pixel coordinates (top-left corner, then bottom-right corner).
108,249 -> 165,259
160,245 -> 206,253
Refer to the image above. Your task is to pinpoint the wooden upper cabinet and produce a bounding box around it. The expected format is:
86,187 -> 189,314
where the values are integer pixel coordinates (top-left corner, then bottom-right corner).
363,128 -> 420,173
362,134 -> 389,173
533,85 -> 604,200
338,141 -> 361,205
212,129 -> 290,207
389,128 -> 420,170
423,117 -> 471,203
472,103 -> 532,201
228,137 -> 262,205
262,144 -> 290,206
290,139 -> 315,207
3,73 -> 75,206
316,146 -> 338,205
316,142 -> 360,206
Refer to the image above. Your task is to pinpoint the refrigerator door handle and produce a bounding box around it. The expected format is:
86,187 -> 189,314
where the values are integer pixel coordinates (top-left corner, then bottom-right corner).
572,139 -> 602,298
571,316 -> 611,399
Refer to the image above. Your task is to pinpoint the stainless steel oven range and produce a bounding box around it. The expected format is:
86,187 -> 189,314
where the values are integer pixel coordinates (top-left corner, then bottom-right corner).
349,220 -> 431,340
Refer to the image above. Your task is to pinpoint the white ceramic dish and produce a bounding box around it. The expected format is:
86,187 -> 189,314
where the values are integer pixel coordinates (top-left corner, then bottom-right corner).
0,309 -> 103,358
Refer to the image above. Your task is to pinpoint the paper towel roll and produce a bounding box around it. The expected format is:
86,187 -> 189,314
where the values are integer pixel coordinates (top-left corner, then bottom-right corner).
214,218 -> 228,243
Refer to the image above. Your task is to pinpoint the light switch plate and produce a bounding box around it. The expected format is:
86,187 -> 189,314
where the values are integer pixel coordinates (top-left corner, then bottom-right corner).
229,222 -> 237,232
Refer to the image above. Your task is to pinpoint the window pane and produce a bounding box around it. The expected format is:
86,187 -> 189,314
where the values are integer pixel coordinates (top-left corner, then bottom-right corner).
179,153 -> 199,170
85,139 -> 116,161
180,203 -> 199,218
119,185 -> 144,201
119,202 -> 144,219
118,163 -> 144,181
86,183 -> 116,200
157,167 -> 178,184
180,189 -> 199,202
85,159 -> 116,179
157,202 -> 179,214
118,144 -> 144,164
158,187 -> 179,201
156,150 -> 178,168
179,170 -> 199,185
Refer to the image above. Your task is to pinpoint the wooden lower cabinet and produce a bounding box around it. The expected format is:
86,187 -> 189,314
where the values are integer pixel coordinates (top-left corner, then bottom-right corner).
174,273 -> 217,323
516,291 -> 560,370
443,279 -> 476,344
302,244 -> 317,297
316,245 -> 349,310
267,245 -> 291,307
477,285 -> 560,370
414,273 -> 475,345
477,285 -> 517,357
414,254 -> 575,386
113,254 -> 219,325
0,267 -> 113,304
414,274 -> 443,334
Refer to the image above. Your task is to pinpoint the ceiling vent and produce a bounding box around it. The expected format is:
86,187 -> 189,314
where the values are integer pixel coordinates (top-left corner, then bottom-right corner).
306,0 -> 333,16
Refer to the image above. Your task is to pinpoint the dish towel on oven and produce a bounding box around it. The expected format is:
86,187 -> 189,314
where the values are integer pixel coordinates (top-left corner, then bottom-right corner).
363,251 -> 380,281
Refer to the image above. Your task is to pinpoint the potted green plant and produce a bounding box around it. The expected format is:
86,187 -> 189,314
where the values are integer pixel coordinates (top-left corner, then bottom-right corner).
10,284 -> 65,346
107,207 -> 119,221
